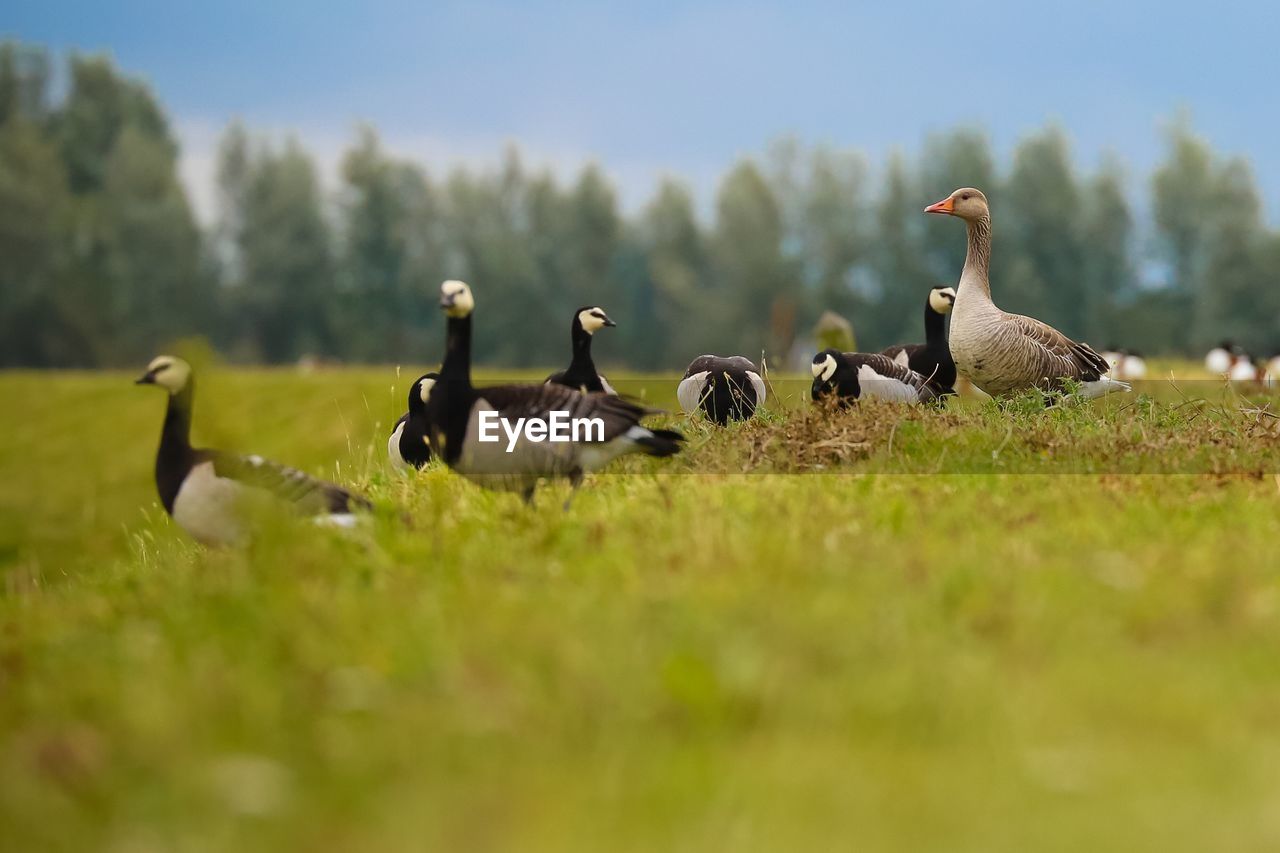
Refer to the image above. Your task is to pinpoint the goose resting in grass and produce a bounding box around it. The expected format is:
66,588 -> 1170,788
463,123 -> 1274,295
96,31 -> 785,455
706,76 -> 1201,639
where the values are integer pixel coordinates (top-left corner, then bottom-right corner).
676,355 -> 766,425
880,286 -> 957,396
546,306 -> 618,394
924,188 -> 1129,400
426,281 -> 683,505
388,372 -> 439,469
810,349 -> 938,404
136,356 -> 371,545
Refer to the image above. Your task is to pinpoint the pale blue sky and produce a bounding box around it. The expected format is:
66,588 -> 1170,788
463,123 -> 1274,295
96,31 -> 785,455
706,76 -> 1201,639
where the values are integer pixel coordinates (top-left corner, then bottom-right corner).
8,1 -> 1279,221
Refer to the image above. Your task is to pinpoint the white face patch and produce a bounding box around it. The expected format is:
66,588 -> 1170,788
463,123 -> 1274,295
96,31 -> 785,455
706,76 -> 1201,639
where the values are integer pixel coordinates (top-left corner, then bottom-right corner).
418,377 -> 436,403
811,355 -> 837,382
440,280 -> 474,318
929,288 -> 956,315
147,355 -> 192,394
578,308 -> 608,334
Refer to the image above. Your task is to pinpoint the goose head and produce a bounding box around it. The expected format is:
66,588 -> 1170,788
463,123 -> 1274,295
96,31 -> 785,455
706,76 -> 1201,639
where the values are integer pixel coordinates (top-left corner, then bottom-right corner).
410,372 -> 440,409
924,187 -> 989,222
575,306 -> 616,335
135,355 -> 193,394
928,286 -> 957,315
439,280 -> 474,318
810,350 -> 839,383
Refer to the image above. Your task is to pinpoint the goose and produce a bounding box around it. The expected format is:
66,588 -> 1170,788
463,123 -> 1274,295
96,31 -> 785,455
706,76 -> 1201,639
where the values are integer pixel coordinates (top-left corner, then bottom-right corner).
1120,350 -> 1148,381
880,286 -> 958,396
388,372 -> 439,469
1267,353 -> 1280,383
426,280 -> 683,505
676,355 -> 767,425
810,349 -> 938,404
545,306 -> 618,394
1205,341 -> 1235,375
924,188 -> 1129,400
136,356 -> 371,546
1229,353 -> 1259,383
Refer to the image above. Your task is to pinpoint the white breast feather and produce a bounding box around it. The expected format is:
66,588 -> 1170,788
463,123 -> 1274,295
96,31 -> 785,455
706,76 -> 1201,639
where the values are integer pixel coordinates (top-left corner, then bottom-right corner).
172,461 -> 250,546
676,372 -> 709,413
598,374 -> 617,395
387,421 -> 407,468
746,371 -> 766,407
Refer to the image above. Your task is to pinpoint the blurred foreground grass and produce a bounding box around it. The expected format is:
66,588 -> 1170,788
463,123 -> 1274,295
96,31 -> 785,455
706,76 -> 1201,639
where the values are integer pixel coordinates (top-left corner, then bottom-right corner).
3,364 -> 1280,851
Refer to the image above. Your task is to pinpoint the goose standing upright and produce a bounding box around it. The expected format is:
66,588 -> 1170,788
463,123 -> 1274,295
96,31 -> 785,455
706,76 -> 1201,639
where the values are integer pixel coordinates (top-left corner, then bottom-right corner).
924,188 -> 1129,400
546,306 -> 618,394
676,355 -> 767,424
880,286 -> 957,396
426,281 -> 683,505
388,372 -> 439,469
136,356 -> 371,545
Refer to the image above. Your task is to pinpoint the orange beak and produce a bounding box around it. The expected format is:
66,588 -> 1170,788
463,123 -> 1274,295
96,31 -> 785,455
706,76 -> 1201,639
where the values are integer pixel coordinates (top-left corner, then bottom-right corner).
924,197 -> 955,215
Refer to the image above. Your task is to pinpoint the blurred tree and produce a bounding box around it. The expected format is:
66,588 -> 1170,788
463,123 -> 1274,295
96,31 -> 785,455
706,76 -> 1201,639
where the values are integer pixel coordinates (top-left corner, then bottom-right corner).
338,126 -> 443,363
218,132 -> 336,361
1202,158 -> 1265,349
1002,127 -> 1086,335
94,125 -> 209,361
1152,117 -> 1217,348
1080,156 -> 1134,345
640,178 -> 708,364
867,152 -> 935,349
711,160 -> 795,360
53,54 -> 173,195
0,116 -> 73,365
0,42 -> 51,125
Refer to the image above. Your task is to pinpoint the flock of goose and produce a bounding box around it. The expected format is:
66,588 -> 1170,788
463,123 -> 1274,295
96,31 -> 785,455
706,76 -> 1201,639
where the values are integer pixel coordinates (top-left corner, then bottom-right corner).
139,186 -> 1155,545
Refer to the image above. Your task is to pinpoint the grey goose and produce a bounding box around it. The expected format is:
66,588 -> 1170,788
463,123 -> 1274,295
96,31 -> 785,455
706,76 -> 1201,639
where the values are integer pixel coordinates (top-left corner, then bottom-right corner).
924,188 -> 1129,400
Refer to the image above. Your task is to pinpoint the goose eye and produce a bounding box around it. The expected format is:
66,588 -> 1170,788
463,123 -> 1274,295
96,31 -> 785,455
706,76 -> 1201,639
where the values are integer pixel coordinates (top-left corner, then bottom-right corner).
961,193 -> 970,201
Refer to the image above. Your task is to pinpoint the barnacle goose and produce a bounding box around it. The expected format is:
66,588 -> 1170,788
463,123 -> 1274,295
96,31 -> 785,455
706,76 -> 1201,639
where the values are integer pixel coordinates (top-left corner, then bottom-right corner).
388,372 -> 439,469
811,349 -> 938,404
676,355 -> 766,425
546,306 -> 618,394
136,356 -> 371,546
879,286 -> 957,396
426,281 -> 684,505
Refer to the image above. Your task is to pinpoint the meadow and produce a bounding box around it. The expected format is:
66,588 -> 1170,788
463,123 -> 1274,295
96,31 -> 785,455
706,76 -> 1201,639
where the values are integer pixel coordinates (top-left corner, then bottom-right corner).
4,362 -> 1280,851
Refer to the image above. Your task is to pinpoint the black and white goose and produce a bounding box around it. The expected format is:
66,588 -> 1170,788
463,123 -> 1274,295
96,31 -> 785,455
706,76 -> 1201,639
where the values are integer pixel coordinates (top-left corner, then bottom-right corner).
880,286 -> 957,396
545,306 -> 618,394
388,372 -> 439,469
136,356 -> 371,545
676,355 -> 766,425
426,281 -> 684,504
810,349 -> 938,405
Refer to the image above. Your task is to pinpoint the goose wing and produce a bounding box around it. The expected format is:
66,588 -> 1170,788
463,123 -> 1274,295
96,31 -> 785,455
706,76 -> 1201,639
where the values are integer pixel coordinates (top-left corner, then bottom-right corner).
478,383 -> 652,441
206,451 -> 372,514
1005,313 -> 1110,381
849,353 -> 936,401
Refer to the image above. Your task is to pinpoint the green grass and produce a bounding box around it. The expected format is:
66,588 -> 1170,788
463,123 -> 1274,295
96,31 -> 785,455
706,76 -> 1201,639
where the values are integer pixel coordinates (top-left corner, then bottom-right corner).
4,364 -> 1280,851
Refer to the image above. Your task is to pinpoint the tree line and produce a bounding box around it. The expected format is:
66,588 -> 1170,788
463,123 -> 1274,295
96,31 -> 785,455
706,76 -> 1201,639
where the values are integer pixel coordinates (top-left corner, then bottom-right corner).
3,41 -> 1278,370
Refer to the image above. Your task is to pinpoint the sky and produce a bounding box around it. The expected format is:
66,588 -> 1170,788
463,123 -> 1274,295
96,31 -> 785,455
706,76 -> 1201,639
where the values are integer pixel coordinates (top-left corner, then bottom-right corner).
8,0 -> 1280,223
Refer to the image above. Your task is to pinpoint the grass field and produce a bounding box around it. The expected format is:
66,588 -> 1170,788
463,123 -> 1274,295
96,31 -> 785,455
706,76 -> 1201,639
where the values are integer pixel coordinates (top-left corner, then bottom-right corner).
4,361 -> 1280,851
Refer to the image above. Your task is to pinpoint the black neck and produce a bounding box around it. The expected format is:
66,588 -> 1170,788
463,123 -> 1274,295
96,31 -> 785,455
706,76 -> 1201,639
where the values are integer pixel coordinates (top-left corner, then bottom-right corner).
569,326 -> 595,373
924,301 -> 947,346
155,383 -> 195,514
162,384 -> 194,454
439,314 -> 473,390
